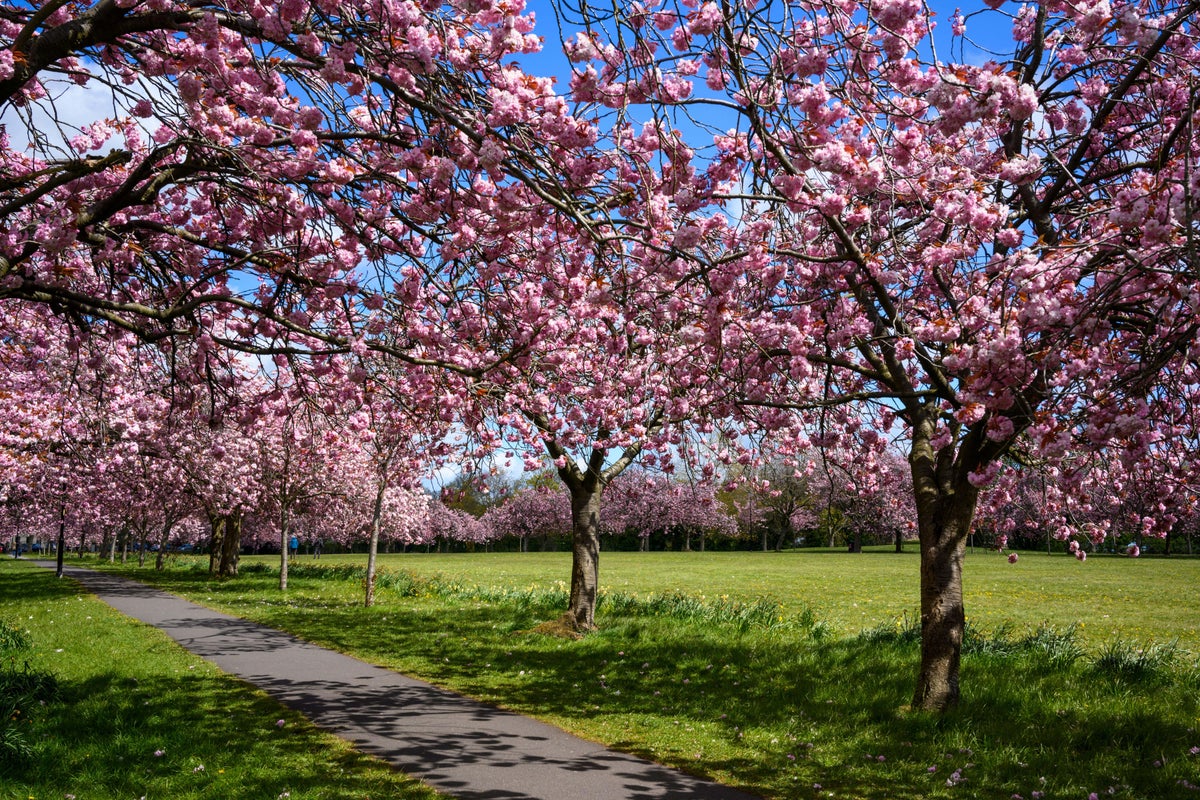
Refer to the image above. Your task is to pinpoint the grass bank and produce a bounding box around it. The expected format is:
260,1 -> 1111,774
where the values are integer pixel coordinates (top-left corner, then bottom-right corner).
78,550 -> 1200,800
0,559 -> 444,800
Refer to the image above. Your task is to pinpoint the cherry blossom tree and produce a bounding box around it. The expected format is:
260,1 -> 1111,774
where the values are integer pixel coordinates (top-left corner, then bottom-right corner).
1,0 -> 552,351
255,394 -> 350,590
7,0 -> 1200,715
0,302 -> 180,568
602,471 -> 736,551
425,499 -> 491,549
557,0 -> 1200,710
482,484 -> 572,551
3,0 -> 740,631
351,369 -> 446,606
731,460 -> 819,552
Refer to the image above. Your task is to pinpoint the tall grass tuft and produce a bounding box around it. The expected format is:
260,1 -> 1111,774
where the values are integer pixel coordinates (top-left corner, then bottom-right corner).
600,590 -> 807,634
253,562 -> 819,633
963,623 -> 1085,668
0,619 -> 59,766
856,613 -> 922,646
0,618 -> 30,652
1021,624 -> 1086,669
1092,639 -> 1180,683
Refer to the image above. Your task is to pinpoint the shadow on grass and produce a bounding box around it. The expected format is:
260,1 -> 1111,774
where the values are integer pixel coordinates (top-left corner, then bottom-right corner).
3,669 -> 441,799
212,601 -> 1195,798
73,562 -> 1200,800
0,563 -> 80,605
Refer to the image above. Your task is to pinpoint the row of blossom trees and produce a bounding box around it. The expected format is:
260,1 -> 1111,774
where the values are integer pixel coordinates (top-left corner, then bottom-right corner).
3,0 -> 1199,710
0,302 -> 442,595
0,299 -> 802,576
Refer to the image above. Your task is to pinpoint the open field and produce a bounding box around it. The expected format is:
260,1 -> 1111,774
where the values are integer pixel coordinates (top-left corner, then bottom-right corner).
0,560 -> 445,800
244,548 -> 1200,651
50,547 -> 1200,799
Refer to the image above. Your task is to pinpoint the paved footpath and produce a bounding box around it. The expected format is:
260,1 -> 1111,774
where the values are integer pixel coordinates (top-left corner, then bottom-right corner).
39,563 -> 760,800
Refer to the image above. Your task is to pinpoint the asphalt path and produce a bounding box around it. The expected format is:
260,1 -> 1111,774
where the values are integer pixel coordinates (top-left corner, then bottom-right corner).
37,563 -> 761,800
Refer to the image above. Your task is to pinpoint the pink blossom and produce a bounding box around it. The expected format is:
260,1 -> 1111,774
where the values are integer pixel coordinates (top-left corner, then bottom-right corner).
688,2 -> 724,35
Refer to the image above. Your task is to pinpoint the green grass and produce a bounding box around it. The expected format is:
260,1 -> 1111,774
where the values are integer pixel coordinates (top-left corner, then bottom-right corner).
67,548 -> 1200,799
0,560 -> 447,800
255,548 -> 1200,650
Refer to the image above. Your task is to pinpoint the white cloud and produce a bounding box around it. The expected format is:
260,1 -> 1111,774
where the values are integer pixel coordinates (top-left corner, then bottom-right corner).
2,67 -> 167,156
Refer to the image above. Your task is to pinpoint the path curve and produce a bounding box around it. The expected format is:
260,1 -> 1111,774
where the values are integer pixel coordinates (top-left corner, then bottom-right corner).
39,563 -> 762,800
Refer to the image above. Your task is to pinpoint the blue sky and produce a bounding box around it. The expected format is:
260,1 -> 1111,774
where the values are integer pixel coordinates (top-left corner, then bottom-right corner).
516,0 -> 1020,81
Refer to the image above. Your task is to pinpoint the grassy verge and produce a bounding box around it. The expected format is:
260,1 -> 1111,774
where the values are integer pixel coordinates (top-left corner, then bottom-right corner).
79,552 -> 1200,800
0,560 -> 445,800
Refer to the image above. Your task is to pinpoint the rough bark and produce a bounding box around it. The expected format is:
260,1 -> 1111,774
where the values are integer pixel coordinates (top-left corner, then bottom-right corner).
909,410 -> 981,713
208,513 -> 224,575
55,510 -> 65,578
155,520 -> 172,570
564,483 -> 602,631
217,513 -> 241,577
847,529 -> 862,553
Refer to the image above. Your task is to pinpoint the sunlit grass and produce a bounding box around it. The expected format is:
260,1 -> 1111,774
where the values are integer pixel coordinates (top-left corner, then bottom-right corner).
77,549 -> 1200,799
242,547 -> 1200,650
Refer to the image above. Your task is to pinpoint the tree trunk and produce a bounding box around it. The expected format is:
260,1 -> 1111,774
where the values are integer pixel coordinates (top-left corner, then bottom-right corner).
895,529 -> 904,553
209,514 -> 224,575
761,527 -> 769,552
55,507 -> 65,578
279,510 -> 290,591
155,521 -> 172,570
137,531 -> 148,567
564,483 -> 602,631
909,418 -> 982,713
774,523 -> 790,552
365,478 -> 386,607
218,513 -> 241,577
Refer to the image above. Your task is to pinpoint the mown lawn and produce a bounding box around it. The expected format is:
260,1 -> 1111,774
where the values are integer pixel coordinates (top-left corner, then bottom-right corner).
262,547 -> 1200,650
0,559 -> 446,800
15,549 -> 1200,799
